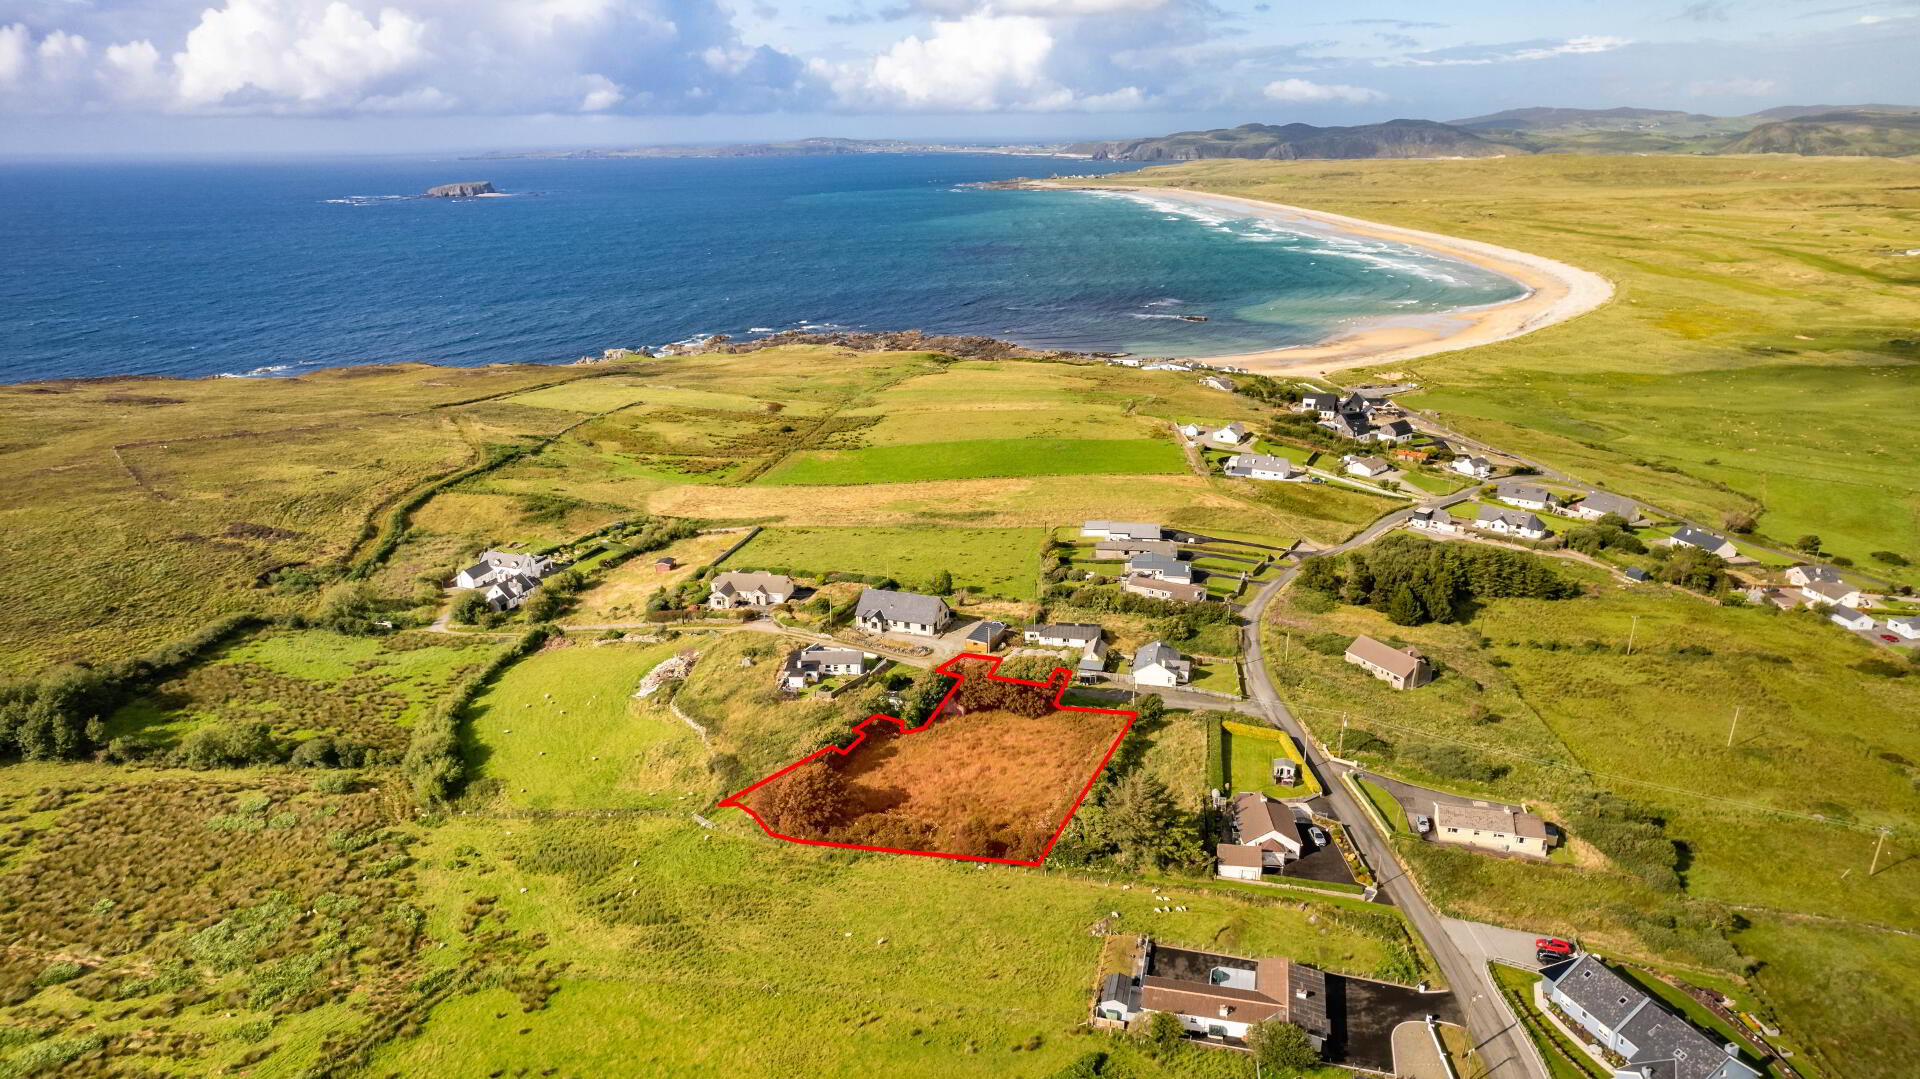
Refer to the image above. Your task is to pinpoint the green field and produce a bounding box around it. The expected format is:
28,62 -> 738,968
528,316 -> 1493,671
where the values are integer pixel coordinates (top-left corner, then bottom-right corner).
758,437 -> 1188,485
1354,776 -> 1409,833
725,525 -> 1047,599
1104,155 -> 1920,580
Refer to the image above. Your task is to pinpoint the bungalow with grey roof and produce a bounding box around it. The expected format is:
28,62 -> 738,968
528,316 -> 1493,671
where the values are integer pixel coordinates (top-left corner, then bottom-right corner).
1131,640 -> 1192,688
1222,453 -> 1300,481
1343,454 -> 1393,479
1495,481 -> 1557,510
1024,623 -> 1103,648
1433,802 -> 1552,858
1320,411 -> 1370,440
1212,421 -> 1252,446
778,645 -> 871,691
853,588 -> 951,637
1082,520 -> 1164,541
1095,538 -> 1182,559
1369,418 -> 1416,443
1123,576 -> 1210,603
1475,506 -> 1552,540
1830,605 -> 1875,632
1451,455 -> 1494,480
1129,553 -> 1196,585
1545,955 -> 1762,1079
1570,491 -> 1642,523
1665,527 -> 1738,559
1299,392 -> 1340,418
456,549 -> 560,610
1785,563 -> 1843,587
1344,635 -> 1432,690
1886,615 -> 1920,640
707,571 -> 797,609
1799,577 -> 1866,609
1407,506 -> 1465,535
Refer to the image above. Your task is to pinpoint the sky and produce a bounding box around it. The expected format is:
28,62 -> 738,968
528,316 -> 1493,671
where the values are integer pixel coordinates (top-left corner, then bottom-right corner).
0,0 -> 1914,154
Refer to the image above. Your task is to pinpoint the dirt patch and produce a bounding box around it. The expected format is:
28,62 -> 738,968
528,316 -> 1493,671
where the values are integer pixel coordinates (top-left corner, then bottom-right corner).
724,655 -> 1134,865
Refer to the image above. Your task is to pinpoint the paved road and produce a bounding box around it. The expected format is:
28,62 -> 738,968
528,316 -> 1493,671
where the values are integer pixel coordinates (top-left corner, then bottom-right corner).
1442,918 -> 1549,972
1238,562 -> 1547,1079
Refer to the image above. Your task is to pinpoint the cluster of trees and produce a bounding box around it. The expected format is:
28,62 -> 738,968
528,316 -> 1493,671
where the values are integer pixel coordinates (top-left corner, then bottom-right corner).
1295,533 -> 1578,626
1562,513 -> 1646,558
1232,373 -> 1302,407
1646,543 -> 1728,594
1565,791 -> 1680,893
0,615 -> 260,762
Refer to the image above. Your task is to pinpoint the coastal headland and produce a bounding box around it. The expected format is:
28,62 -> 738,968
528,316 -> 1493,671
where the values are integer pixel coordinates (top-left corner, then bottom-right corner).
1028,180 -> 1615,376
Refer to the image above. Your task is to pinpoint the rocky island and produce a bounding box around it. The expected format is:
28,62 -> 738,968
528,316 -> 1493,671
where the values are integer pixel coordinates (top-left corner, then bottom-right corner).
424,181 -> 497,197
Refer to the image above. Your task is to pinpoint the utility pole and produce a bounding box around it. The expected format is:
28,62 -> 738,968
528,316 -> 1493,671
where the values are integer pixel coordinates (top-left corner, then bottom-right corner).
1626,614 -> 1640,656
1871,827 -> 1892,876
1726,706 -> 1742,748
1339,716 -> 1348,757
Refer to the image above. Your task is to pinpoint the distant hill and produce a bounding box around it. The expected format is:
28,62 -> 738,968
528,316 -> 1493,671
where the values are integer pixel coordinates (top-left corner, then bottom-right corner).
1723,110 -> 1920,157
1449,106 -> 1723,132
471,138 -> 1072,160
1745,104 -> 1920,122
1066,120 -> 1516,162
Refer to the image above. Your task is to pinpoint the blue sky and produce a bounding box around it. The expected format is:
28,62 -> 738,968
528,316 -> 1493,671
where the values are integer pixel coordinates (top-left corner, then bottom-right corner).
0,0 -> 1913,153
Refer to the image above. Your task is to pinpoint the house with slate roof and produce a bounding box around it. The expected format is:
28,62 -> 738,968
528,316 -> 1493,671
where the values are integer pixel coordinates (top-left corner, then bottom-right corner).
1123,576 -> 1210,603
1799,577 -> 1866,609
1212,421 -> 1252,446
707,571 -> 797,609
1408,506 -> 1465,535
778,645 -> 870,691
1829,605 -> 1875,632
1545,955 -> 1762,1079
1886,615 -> 1920,640
1343,454 -> 1393,478
1299,392 -> 1340,418
1223,453 -> 1300,481
1496,481 -> 1558,510
1129,553 -> 1196,585
1131,640 -> 1191,688
1321,410 -> 1371,440
1475,506 -> 1553,540
1096,538 -> 1182,559
1369,418 -> 1417,443
1451,455 -> 1495,480
1082,520 -> 1164,541
1664,527 -> 1738,559
1571,491 -> 1643,523
454,550 -> 559,611
1024,623 -> 1103,648
853,588 -> 951,636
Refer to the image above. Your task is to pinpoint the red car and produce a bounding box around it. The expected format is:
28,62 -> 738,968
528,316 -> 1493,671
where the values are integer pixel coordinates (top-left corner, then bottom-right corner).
1881,634 -> 1901,643
1535,938 -> 1575,957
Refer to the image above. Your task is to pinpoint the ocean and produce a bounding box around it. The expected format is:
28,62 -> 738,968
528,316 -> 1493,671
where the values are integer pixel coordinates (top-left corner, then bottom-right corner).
0,154 -> 1526,382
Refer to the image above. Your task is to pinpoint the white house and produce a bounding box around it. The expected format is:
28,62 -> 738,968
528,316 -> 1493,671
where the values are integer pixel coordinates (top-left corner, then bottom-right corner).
1320,411 -> 1370,440
1082,520 -> 1164,541
1223,453 -> 1300,481
1451,455 -> 1494,480
707,571 -> 797,609
1786,564 -> 1843,588
1570,491 -> 1641,523
1344,635 -> 1433,690
1343,454 -> 1394,479
1095,538 -> 1182,560
1799,578 -> 1866,609
1830,605 -> 1875,631
1105,945 -> 1331,1051
1211,421 -> 1252,446
853,588 -> 952,636
483,573 -> 537,611
1131,641 -> 1191,687
456,549 -> 558,610
1887,615 -> 1920,640
1407,507 -> 1465,535
1177,422 -> 1207,441
1128,553 -> 1196,585
1545,955 -> 1762,1079
778,645 -> 870,691
1665,526 -> 1739,558
1369,419 -> 1416,443
1495,481 -> 1557,511
1432,802 -> 1551,858
1123,575 -> 1210,603
1299,392 -> 1340,418
1475,506 -> 1552,541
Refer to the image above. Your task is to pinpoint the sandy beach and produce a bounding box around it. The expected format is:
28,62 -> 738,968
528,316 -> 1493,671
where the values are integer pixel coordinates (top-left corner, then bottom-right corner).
1034,182 -> 1614,377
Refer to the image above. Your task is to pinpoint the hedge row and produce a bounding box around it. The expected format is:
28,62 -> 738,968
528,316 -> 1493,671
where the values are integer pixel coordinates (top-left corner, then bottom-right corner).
402,625 -> 552,806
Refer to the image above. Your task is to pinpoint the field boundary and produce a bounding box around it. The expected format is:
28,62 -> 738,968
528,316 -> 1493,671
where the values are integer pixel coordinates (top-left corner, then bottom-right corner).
718,652 -> 1137,866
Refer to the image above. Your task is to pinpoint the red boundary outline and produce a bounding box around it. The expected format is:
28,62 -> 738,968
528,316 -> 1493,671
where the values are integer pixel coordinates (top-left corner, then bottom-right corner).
717,652 -> 1137,867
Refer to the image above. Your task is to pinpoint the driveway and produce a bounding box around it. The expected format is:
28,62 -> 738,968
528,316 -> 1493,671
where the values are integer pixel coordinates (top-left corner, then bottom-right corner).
1329,974 -> 1460,1074
1442,918 -> 1551,970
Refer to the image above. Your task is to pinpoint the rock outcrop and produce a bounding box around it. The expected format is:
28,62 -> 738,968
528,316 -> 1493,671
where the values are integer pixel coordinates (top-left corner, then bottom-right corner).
424,181 -> 497,198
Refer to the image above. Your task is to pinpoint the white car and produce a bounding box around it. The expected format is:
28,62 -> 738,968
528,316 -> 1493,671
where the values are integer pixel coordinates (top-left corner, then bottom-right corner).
1413,814 -> 1431,834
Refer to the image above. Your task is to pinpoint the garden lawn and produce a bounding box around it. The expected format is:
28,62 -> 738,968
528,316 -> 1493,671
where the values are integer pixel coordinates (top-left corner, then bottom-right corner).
1221,719 -> 1320,798
756,437 -> 1187,485
724,525 -> 1047,600
1355,776 -> 1409,833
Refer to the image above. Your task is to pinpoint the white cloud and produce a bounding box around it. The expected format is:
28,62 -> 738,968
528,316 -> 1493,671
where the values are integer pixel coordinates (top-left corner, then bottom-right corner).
910,0 -> 1175,13
1388,35 -> 1631,67
1262,77 -> 1384,104
0,0 -> 820,115
818,12 -> 1146,111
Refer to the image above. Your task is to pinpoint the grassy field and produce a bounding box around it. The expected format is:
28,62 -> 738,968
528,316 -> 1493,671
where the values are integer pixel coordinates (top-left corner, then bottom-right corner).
1262,568 -> 1920,1076
107,628 -> 498,759
1098,155 -> 1920,581
1354,776 -> 1409,833
1219,719 -> 1319,797
725,525 -> 1046,599
758,437 -> 1188,485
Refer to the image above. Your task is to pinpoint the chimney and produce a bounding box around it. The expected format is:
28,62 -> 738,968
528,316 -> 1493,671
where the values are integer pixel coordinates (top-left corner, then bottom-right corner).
1218,1005 -> 1232,1017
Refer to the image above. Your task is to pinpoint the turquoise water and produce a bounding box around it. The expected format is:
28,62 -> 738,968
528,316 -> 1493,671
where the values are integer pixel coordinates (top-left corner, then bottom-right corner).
0,154 -> 1525,382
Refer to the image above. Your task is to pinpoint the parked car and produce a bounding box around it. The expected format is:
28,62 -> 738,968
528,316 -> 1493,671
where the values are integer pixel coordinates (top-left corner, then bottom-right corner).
1412,814 -> 1431,834
1307,826 -> 1330,848
1535,937 -> 1575,957
1880,634 -> 1900,643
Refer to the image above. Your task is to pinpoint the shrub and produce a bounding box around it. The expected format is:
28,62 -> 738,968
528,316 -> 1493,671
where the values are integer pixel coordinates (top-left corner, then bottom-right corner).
32,961 -> 84,987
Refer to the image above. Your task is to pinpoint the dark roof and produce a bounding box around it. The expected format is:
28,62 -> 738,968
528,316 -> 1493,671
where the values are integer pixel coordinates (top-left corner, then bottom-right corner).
1578,491 -> 1639,518
1549,954 -> 1649,1033
1028,622 -> 1102,643
964,620 -> 1007,642
1625,567 -> 1650,581
1496,481 -> 1553,503
1133,640 -> 1188,671
855,588 -> 949,625
460,561 -> 493,580
1098,972 -> 1138,1008
1615,1002 -> 1756,1079
1670,526 -> 1729,551
1286,963 -> 1332,1039
1302,392 -> 1338,409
